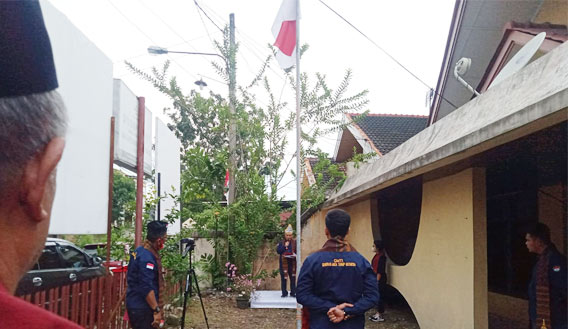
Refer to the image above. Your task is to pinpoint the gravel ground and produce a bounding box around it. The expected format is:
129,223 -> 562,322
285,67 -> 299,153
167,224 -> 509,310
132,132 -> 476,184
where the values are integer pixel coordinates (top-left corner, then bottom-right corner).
180,293 -> 419,329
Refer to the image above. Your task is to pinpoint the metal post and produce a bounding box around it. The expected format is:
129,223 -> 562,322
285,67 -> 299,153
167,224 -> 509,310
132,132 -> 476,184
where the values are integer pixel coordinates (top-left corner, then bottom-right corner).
157,172 -> 161,221
228,13 -> 237,205
227,13 -> 237,288
295,1 -> 302,328
106,117 -> 115,263
135,97 -> 145,247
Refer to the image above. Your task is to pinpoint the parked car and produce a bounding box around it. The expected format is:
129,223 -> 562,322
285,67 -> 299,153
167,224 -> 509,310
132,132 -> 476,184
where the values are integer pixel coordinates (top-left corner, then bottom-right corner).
16,238 -> 107,296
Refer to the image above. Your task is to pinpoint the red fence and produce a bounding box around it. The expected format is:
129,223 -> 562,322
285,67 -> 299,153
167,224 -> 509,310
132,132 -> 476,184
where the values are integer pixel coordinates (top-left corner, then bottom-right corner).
19,270 -> 183,329
19,271 -> 128,329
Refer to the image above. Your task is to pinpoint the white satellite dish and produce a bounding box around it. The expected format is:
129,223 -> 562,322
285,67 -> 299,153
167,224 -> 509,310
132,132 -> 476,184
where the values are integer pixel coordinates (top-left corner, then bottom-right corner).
488,32 -> 546,89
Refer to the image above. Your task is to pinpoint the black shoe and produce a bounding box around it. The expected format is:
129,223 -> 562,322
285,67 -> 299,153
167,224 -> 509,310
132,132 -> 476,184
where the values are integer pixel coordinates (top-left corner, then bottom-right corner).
281,293 -> 288,298
290,293 -> 296,297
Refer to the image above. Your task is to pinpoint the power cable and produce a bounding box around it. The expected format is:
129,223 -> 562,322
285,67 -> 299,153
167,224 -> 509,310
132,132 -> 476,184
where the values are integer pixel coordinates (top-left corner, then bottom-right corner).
317,0 -> 458,109
106,0 -> 201,83
193,0 -> 223,32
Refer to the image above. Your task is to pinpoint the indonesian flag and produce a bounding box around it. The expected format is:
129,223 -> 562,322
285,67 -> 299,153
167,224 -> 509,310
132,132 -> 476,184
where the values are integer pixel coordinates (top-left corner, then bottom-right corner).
224,169 -> 229,201
272,0 -> 299,70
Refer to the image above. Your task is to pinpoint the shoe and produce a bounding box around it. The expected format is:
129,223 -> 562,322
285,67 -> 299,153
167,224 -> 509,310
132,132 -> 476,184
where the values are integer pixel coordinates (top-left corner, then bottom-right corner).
290,293 -> 296,297
281,293 -> 288,298
369,315 -> 385,322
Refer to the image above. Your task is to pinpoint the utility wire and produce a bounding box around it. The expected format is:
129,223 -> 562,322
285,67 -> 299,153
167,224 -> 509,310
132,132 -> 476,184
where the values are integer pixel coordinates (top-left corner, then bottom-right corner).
106,0 -> 201,83
193,0 -> 223,32
317,0 -> 458,110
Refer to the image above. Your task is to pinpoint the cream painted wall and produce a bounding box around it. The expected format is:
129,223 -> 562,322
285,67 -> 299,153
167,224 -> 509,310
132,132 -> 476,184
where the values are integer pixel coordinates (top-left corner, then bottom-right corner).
389,168 -> 488,329
533,0 -> 568,25
300,200 -> 374,262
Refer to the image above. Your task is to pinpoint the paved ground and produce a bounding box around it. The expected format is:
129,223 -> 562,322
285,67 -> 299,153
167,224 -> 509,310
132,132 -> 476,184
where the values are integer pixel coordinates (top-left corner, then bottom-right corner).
179,293 -> 419,329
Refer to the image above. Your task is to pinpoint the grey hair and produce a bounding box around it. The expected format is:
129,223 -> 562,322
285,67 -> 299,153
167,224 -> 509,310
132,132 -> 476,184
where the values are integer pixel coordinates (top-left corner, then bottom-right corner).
0,90 -> 67,194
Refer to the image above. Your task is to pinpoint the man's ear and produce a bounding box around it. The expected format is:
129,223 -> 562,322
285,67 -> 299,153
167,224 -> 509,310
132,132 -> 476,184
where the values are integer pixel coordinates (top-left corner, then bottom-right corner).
21,137 -> 65,222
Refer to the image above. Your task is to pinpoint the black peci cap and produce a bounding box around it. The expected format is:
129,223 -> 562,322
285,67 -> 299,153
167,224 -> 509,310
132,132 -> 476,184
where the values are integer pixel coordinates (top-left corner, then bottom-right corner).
147,220 -> 168,239
0,0 -> 58,98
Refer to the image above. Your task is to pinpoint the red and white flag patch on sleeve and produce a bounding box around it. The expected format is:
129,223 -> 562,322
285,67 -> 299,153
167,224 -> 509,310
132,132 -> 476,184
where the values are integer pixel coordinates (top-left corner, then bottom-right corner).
146,263 -> 155,270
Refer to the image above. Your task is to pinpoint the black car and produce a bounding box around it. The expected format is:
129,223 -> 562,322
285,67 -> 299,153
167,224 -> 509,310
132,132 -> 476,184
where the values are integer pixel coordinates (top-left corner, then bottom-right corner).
16,238 -> 107,296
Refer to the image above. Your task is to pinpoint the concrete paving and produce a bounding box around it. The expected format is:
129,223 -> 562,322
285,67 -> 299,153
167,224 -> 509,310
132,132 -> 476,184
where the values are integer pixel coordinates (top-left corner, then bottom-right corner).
250,290 -> 298,309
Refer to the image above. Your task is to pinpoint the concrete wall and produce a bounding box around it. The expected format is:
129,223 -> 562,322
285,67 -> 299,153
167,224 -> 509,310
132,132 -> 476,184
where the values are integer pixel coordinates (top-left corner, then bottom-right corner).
253,240 -> 281,290
301,199 -> 374,262
389,168 -> 488,329
533,0 -> 568,24
488,292 -> 528,326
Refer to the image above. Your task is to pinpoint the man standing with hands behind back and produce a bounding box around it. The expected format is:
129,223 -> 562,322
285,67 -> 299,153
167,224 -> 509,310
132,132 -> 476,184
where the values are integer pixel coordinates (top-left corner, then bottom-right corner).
296,209 -> 378,328
0,1 -> 81,328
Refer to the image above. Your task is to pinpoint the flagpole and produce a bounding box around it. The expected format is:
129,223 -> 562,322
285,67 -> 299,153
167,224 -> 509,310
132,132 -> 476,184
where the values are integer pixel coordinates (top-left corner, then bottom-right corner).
295,0 -> 302,328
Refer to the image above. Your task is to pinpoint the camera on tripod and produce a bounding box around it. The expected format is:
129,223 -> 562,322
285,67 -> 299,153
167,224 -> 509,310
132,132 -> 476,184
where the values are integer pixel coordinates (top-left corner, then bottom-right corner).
178,237 -> 209,329
180,238 -> 195,258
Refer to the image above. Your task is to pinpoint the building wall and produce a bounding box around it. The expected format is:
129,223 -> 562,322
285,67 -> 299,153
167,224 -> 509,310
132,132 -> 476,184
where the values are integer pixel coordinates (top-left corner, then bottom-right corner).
301,199 -> 374,262
389,168 -> 488,329
533,0 -> 568,24
253,240 -> 281,290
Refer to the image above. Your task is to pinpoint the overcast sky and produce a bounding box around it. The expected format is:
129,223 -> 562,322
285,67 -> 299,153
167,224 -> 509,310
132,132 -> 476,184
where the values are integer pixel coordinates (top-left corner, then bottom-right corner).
48,0 -> 455,199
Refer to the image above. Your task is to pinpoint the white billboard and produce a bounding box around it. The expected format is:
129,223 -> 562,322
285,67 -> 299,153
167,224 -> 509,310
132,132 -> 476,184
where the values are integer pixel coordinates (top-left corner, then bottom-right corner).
155,119 -> 181,235
112,79 -> 152,175
42,0 -> 112,234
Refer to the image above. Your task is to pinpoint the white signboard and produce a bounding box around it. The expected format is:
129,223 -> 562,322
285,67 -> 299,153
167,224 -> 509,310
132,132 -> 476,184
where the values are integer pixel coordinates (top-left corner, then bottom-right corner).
112,79 -> 152,175
155,119 -> 181,235
42,0 -> 111,234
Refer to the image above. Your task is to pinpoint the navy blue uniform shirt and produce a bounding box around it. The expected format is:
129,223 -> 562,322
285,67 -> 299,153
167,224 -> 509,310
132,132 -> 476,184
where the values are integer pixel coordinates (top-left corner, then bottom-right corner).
296,248 -> 379,328
126,246 -> 159,310
528,245 -> 567,329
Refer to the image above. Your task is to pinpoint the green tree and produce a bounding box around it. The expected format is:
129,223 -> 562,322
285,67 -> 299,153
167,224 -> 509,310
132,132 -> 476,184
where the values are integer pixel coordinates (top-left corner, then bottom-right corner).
112,169 -> 136,225
126,26 -> 369,278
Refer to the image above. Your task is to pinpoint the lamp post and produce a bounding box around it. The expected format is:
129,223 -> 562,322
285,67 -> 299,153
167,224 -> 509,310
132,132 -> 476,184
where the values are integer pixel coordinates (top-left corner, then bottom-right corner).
147,18 -> 237,207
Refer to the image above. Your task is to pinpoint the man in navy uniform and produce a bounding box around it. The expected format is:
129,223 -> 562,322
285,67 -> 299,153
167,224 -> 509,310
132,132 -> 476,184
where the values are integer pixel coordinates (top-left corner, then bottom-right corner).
126,221 -> 168,329
296,209 -> 378,328
0,1 -> 81,328
525,223 -> 567,329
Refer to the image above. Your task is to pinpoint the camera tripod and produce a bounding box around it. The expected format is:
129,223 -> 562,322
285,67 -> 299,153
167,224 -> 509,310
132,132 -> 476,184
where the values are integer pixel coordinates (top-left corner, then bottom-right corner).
180,246 -> 209,329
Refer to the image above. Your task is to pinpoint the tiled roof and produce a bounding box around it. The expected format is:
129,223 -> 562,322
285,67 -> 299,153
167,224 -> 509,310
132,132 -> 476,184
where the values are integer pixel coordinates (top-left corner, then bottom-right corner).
348,113 -> 428,155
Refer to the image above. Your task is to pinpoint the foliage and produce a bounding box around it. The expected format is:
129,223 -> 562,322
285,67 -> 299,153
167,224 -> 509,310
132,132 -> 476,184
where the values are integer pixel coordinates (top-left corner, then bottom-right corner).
112,170 -> 136,225
231,273 -> 263,298
349,146 -> 375,169
300,150 -> 347,213
126,25 -> 369,281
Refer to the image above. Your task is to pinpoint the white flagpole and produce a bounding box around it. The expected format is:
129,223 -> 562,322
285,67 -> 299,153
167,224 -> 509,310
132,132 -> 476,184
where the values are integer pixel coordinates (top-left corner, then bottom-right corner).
295,0 -> 302,328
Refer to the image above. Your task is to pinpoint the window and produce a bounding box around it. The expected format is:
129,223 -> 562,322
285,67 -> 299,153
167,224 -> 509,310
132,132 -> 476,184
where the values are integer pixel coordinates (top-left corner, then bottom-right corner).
38,246 -> 61,270
58,245 -> 87,268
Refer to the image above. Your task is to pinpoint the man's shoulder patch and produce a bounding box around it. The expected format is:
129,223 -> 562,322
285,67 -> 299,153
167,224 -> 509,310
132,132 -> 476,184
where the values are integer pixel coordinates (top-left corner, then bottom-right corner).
146,262 -> 155,270
553,265 -> 561,272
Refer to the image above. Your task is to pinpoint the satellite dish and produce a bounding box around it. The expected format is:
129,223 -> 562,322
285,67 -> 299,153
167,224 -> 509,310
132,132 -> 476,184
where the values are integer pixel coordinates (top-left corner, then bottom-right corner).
488,32 -> 546,90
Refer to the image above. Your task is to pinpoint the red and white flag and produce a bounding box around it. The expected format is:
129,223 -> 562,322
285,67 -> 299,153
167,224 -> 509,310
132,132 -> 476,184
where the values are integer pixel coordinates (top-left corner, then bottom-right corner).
224,169 -> 230,201
272,0 -> 299,70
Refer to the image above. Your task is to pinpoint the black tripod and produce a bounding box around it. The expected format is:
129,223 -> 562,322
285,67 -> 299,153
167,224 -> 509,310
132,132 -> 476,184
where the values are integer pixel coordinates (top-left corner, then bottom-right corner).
180,241 -> 209,329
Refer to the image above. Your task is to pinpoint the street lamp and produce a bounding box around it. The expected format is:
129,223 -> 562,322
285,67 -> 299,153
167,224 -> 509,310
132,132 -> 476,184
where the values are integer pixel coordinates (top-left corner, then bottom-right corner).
147,45 -> 225,62
147,26 -> 237,207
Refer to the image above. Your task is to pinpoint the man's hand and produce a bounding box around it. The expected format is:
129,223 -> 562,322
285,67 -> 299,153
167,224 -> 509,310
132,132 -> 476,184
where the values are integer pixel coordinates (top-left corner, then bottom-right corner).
152,312 -> 162,328
285,241 -> 290,247
327,303 -> 353,323
377,273 -> 381,281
